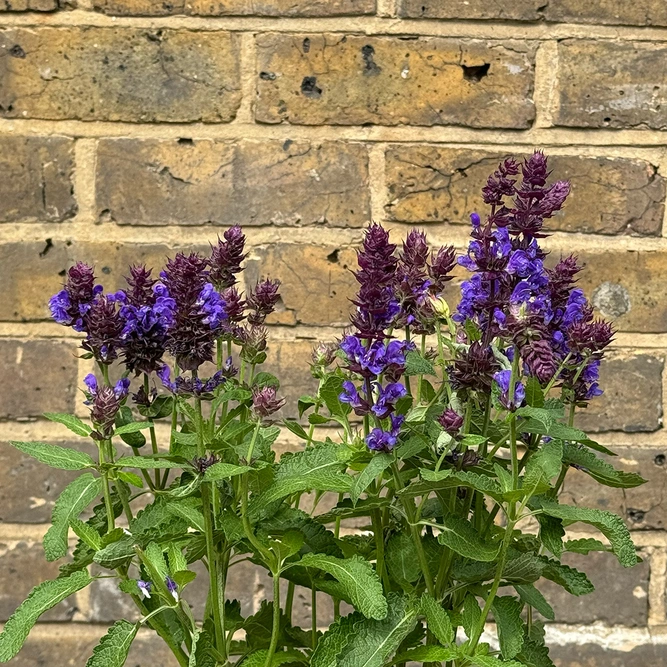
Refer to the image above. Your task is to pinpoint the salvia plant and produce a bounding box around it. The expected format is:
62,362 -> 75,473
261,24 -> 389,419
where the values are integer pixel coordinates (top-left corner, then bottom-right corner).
0,151 -> 646,667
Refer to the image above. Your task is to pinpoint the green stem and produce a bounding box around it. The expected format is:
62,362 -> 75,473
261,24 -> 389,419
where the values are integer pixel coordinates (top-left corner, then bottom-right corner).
404,326 -> 412,396
99,441 -> 115,532
311,581 -> 318,649
241,421 -> 270,559
264,571 -> 281,667
416,333 -> 426,403
143,374 -> 161,487
194,394 -> 226,658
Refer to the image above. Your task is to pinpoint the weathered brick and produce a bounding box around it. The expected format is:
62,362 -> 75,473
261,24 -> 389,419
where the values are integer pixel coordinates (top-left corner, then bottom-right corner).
93,0 -> 374,16
574,355 -> 663,433
401,0 -> 667,26
0,137 -> 76,224
245,244 -> 358,326
385,147 -> 665,236
256,34 -> 536,128
0,339 -> 78,419
561,446 -> 667,530
538,551 -> 649,626
96,139 -> 369,227
551,643 -> 667,667
0,541 -> 78,622
0,28 -> 240,122
554,40 -> 667,130
0,440 -> 96,523
11,627 -> 180,667
0,0 -> 58,10
575,251 -> 667,333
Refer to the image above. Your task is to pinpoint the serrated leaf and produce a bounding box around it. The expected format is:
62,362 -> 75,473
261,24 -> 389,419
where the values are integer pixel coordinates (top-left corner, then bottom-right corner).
562,444 -> 646,489
44,412 -> 92,437
461,594 -> 482,640
420,594 -> 454,646
414,469 -> 504,502
539,500 -> 638,567
116,456 -> 184,469
115,406 -> 147,448
524,377 -> 545,408
70,518 -> 103,551
492,596 -> 525,659
0,570 -> 91,661
385,533 -> 420,586
564,538 -> 608,555
436,515 -> 500,562
297,554 -> 387,620
514,584 -> 555,621
540,557 -> 594,596
261,507 -> 341,558
8,441 -> 95,470
119,579 -> 140,596
524,440 -> 563,491
145,542 -> 169,581
86,620 -> 139,667
537,515 -> 565,558
282,419 -> 310,440
204,462 -> 251,481
320,375 -> 351,418
250,442 -> 352,516
240,649 -> 308,666
165,499 -> 205,532
351,453 -> 392,506
470,655 -> 524,667
311,613 -> 356,667
392,645 -> 458,664
118,471 -> 144,488
93,535 -> 135,569
168,543 -> 188,575
337,594 -> 418,667
404,350 -> 436,376
44,473 -> 101,561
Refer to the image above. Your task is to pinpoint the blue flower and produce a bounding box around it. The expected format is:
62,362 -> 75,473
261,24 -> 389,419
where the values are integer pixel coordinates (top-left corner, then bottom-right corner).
365,414 -> 404,453
165,576 -> 178,601
137,580 -> 152,599
493,370 -> 525,410
372,382 -> 407,419
196,282 -> 227,329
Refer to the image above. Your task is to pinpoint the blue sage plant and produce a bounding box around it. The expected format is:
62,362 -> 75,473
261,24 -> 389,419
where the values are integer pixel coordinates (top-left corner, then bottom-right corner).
0,154 -> 645,667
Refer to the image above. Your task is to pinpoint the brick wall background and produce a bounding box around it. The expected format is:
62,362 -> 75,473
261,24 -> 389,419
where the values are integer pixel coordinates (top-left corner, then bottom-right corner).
1,1 -> 667,665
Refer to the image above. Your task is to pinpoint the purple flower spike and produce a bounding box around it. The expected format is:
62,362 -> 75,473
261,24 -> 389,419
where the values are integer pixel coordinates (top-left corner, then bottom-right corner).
82,294 -> 125,364
248,278 -> 281,326
365,414 -> 404,453
49,262 -> 102,332
438,408 -> 464,436
209,225 -> 247,290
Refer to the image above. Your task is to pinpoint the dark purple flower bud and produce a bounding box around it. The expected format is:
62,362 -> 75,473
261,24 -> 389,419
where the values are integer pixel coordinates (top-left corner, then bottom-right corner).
481,158 -> 519,206
449,342 -> 500,393
429,246 -> 457,292
240,325 -> 268,365
49,262 -> 102,331
137,580 -> 152,599
90,380 -> 129,437
540,180 -> 571,218
248,279 -> 281,326
493,370 -> 525,410
401,230 -> 429,269
567,319 -> 615,355
438,408 -> 464,436
547,255 -> 583,311
522,339 -> 558,383
252,386 -> 285,418
132,384 -> 155,408
82,294 -> 125,363
158,366 -> 226,397
521,151 -> 549,188
209,225 -> 247,290
221,286 -> 247,324
124,265 -> 156,307
193,454 -> 219,474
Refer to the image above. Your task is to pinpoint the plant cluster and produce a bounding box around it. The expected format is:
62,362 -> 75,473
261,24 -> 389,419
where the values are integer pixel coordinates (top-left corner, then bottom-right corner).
0,152 -> 645,667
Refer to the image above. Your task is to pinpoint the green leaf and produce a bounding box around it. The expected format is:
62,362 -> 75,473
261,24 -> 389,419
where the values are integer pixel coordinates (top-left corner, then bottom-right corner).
168,543 -> 188,575
250,442 -> 352,516
44,473 -> 101,561
261,507 -> 341,558
420,594 -> 454,646
537,515 -> 565,559
311,613 -> 357,667
514,584 -> 555,621
240,649 -> 308,666
564,538 -> 608,555
524,376 -> 545,408
8,441 -> 95,470
404,350 -> 436,376
44,412 -> 92,437
283,419 -> 310,440
540,558 -> 594,596
94,535 -> 135,570
116,456 -> 184,469
297,554 -> 387,620
524,440 -> 563,491
392,646 -> 458,664
414,469 -> 504,502
351,453 -> 393,506
385,533 -> 420,586
320,376 -> 351,418
145,541 -> 169,581
492,596 -> 525,659
470,655 -> 524,667
70,518 -> 103,552
117,471 -> 143,488
516,407 -> 555,432
337,594 -> 418,667
461,594 -> 482,640
166,500 -> 205,533
436,515 -> 500,562
539,500 -> 638,567
0,570 -> 91,662
115,406 -> 147,448
114,422 -> 154,436
85,620 -> 139,667
562,444 -> 647,489
204,462 -> 251,481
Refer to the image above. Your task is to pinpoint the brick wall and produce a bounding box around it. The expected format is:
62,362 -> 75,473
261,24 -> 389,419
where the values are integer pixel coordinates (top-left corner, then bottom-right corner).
1,2 -> 667,665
